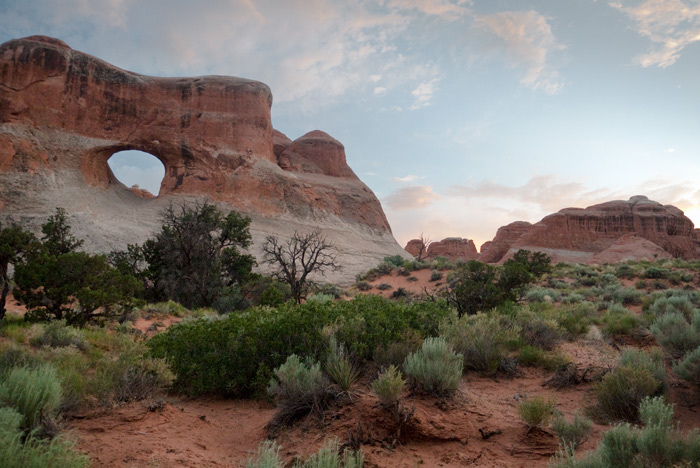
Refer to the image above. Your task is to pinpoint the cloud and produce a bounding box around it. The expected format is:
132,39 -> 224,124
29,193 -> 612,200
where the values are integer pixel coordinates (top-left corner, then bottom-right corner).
476,10 -> 566,94
387,0 -> 472,20
611,0 -> 700,67
394,174 -> 420,182
383,185 -> 442,210
410,78 -> 439,109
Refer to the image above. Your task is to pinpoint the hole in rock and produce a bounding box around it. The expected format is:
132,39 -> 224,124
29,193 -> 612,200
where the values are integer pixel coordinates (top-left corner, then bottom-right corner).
107,150 -> 165,197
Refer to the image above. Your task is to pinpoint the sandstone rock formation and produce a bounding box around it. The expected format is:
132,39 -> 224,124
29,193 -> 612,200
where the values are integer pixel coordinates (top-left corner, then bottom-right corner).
484,196 -> 700,264
0,35 -> 409,284
405,237 -> 479,262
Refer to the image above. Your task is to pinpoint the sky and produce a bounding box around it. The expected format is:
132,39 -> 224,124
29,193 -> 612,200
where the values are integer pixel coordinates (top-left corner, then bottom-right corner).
2,0 -> 700,249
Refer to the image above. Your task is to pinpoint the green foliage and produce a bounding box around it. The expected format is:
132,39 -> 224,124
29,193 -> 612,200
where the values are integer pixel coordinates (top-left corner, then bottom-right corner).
404,337 -> 463,397
594,363 -> 664,423
650,311 -> 700,358
648,295 -> 697,318
141,201 -> 255,311
383,255 -> 405,268
371,365 -> 405,407
602,304 -> 641,337
429,270 -> 443,282
644,266 -> 670,279
550,397 -> 700,468
30,320 -> 88,351
673,345 -> 700,385
619,349 -> 668,393
267,355 -> 330,427
245,440 -> 284,468
355,281 -> 371,291
553,303 -> 594,337
516,309 -> 562,350
92,350 -> 174,404
526,288 -> 562,303
324,338 -> 359,392
0,406 -> 90,468
518,346 -> 570,371
40,208 -> 84,256
0,223 -> 39,319
442,313 -> 518,373
373,330 -> 423,369
15,251 -> 141,325
293,438 -> 364,468
552,413 -> 593,449
518,396 -> 555,431
0,364 -> 62,432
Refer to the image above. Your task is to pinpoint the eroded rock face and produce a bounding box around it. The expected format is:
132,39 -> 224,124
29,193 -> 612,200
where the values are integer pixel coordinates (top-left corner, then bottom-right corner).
484,196 -> 700,264
479,221 -> 533,264
0,36 -> 409,284
405,237 -> 479,262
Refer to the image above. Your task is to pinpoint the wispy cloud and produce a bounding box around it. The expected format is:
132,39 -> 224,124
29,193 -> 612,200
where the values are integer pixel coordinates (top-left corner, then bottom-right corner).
611,0 -> 700,67
388,0 -> 472,20
383,185 -> 441,210
410,78 -> 439,109
394,175 -> 421,183
476,10 -> 566,94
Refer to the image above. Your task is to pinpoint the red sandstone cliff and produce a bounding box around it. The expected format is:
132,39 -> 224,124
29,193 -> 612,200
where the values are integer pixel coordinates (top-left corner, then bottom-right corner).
483,196 -> 700,264
0,36 -> 408,284
405,237 -> 480,262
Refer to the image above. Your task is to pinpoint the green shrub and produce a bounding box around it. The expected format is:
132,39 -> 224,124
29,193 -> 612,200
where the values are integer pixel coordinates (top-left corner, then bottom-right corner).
429,271 -> 443,282
602,304 -> 641,337
293,438 -> 364,468
594,366 -> 662,423
644,266 -> 669,279
610,288 -> 642,306
93,352 -> 174,404
371,365 -> 405,407
551,397 -> 700,468
650,311 -> 700,357
268,355 -> 330,426
616,264 -> 636,279
648,295 -> 697,318
0,344 -> 39,377
526,288 -> 562,303
377,283 -> 392,291
0,364 -> 62,432
673,345 -> 700,385
383,255 -> 405,268
552,412 -> 593,449
517,311 -> 562,350
518,396 -> 555,431
518,346 -> 570,371
324,338 -> 358,392
245,440 -> 283,468
0,407 -> 90,468
619,349 -> 668,393
553,303 -> 594,336
404,337 -> 463,397
30,320 -> 88,351
442,314 -> 518,373
373,330 -> 422,369
355,281 -> 371,291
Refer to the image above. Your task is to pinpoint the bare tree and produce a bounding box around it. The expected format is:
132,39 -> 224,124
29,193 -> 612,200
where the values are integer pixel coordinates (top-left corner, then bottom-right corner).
262,230 -> 341,304
416,233 -> 432,261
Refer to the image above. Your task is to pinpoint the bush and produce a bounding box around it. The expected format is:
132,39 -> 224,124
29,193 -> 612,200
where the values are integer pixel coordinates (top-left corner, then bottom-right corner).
551,397 -> 700,468
267,355 -> 330,426
517,311 -> 562,350
594,366 -> 663,423
650,311 -> 700,357
618,348 -> 668,393
0,364 -> 62,432
518,396 -> 555,431
553,303 -> 594,337
602,304 -> 641,337
429,271 -> 443,282
0,407 -> 90,468
373,330 -> 423,369
644,266 -> 669,279
245,440 -> 283,468
526,288 -> 562,303
442,314 -> 518,373
293,438 -> 364,468
518,346 -> 570,371
371,365 -> 405,407
673,345 -> 700,385
552,412 -> 593,449
355,281 -> 372,291
93,352 -> 174,404
377,283 -> 392,291
648,295 -> 697,318
404,337 -> 463,397
325,338 -> 359,392
30,321 -> 88,351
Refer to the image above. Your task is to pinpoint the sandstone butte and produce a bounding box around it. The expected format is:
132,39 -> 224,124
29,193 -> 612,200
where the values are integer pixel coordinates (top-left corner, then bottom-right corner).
406,196 -> 700,265
0,35 -> 410,284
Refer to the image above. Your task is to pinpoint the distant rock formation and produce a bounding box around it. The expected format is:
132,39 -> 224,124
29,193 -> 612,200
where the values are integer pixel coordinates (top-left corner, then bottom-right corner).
0,35 -> 409,284
484,196 -> 700,264
405,237 -> 480,262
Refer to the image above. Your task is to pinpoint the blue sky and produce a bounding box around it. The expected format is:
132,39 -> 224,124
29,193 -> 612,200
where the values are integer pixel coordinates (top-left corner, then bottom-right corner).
2,0 -> 700,248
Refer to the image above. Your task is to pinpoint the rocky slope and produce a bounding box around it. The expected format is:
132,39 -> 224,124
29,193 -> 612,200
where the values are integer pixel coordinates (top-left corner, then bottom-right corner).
0,35 -> 409,284
485,196 -> 700,264
405,197 -> 699,265
405,237 -> 480,262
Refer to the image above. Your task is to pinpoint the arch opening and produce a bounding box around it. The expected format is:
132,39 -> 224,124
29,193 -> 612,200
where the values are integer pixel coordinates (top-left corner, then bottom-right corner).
107,150 -> 165,197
